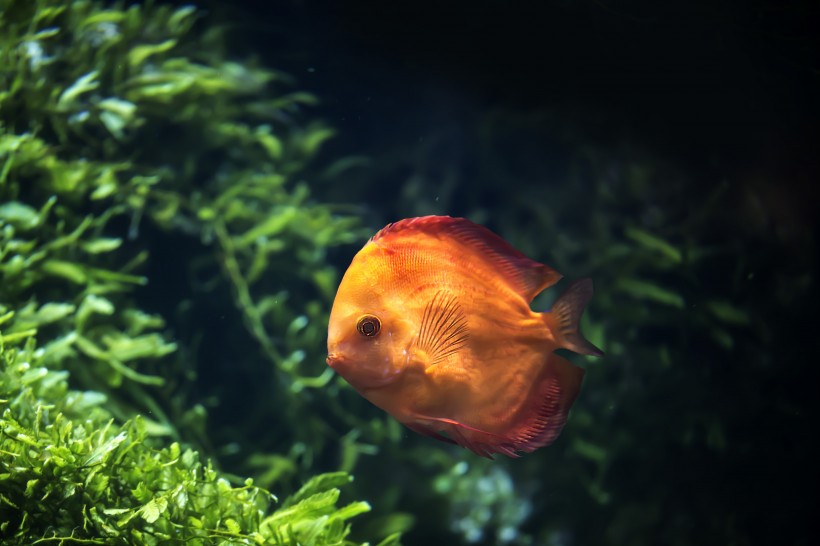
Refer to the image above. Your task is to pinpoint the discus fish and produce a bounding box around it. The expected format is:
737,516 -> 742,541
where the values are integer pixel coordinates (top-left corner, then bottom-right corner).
326,215 -> 602,458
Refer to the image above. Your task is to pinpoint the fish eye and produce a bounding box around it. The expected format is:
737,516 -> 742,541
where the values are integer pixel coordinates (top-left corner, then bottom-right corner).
356,315 -> 381,337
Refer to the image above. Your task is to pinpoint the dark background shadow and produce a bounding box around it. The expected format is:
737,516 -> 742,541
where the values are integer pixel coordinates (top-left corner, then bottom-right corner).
182,1 -> 819,544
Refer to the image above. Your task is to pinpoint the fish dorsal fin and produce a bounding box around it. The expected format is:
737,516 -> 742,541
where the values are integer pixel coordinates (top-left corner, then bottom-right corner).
373,216 -> 561,302
416,290 -> 469,366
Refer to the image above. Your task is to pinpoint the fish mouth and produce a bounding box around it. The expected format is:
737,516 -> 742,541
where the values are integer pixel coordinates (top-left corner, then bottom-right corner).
326,353 -> 343,369
325,353 -> 396,390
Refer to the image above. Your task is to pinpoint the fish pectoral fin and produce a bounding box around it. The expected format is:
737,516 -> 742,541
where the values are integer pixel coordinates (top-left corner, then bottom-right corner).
549,278 -> 604,357
414,290 -> 469,366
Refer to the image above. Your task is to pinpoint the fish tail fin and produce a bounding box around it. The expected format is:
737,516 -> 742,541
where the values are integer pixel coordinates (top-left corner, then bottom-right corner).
548,278 -> 604,357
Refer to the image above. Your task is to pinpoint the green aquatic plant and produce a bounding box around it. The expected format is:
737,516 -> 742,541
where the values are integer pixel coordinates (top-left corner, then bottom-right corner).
0,0 -> 369,461
432,460 -> 531,544
1,0 -> 401,543
0,331 -> 383,545
12,0 -> 796,543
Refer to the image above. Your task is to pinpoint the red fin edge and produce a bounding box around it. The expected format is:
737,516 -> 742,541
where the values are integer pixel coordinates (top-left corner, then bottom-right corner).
503,352 -> 585,453
407,352 -> 584,458
373,216 -> 561,301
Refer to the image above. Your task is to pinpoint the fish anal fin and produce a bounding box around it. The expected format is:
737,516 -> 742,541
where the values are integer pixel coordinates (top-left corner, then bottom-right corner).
549,278 -> 604,357
373,216 -> 562,301
503,352 -> 585,453
409,352 -> 585,457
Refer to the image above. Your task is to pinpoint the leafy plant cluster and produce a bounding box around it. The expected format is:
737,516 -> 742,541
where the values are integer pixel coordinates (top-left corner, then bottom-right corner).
0,334 -> 376,545
0,0 -> 401,543
4,0 -> 808,543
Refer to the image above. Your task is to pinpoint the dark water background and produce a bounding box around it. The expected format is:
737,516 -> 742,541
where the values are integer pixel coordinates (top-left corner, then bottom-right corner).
166,0 -> 817,544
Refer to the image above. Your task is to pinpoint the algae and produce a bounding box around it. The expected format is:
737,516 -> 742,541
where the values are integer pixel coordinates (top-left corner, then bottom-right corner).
0,0 -> 399,543
0,334 -> 382,545
4,0 -> 810,544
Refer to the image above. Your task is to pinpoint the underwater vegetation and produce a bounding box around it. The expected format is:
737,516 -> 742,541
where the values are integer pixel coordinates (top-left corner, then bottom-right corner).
0,0 -> 396,543
2,0 -> 815,544
0,345 -> 372,544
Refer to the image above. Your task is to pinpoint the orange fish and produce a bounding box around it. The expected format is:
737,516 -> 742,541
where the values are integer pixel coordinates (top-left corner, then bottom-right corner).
326,216 -> 602,458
